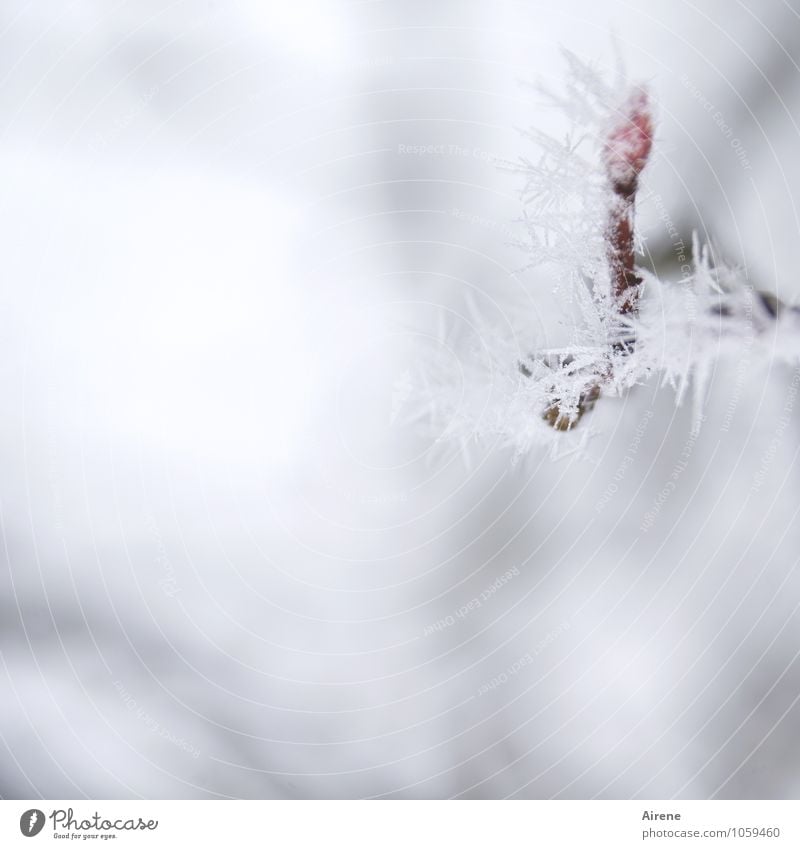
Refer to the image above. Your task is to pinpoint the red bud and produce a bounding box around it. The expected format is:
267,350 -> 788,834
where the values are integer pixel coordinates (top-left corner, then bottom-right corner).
603,88 -> 653,196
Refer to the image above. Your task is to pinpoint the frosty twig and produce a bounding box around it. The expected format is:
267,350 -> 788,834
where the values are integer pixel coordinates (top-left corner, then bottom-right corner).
416,54 -> 800,456
603,88 -> 653,315
542,86 -> 653,430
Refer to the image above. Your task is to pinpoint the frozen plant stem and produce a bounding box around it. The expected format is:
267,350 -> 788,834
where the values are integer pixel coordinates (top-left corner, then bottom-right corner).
419,57 -> 800,456
604,88 -> 653,314
543,87 -> 653,430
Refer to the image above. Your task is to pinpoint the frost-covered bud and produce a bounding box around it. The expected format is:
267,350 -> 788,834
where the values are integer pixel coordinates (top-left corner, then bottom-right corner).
603,88 -> 653,196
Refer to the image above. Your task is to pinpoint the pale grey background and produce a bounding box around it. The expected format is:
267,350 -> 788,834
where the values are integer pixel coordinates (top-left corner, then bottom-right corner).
0,0 -> 799,798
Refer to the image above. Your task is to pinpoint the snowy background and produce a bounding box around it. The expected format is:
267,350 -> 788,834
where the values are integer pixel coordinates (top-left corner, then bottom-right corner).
1,0 -> 800,798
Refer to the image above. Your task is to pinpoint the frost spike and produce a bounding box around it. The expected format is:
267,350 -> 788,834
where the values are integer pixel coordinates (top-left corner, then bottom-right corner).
542,85 -> 653,430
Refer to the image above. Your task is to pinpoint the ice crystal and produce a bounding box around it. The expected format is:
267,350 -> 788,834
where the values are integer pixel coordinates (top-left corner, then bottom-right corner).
412,51 -> 800,458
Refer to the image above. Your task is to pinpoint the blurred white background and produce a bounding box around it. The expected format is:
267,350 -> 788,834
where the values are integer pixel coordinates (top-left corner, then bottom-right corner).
1,0 -> 800,798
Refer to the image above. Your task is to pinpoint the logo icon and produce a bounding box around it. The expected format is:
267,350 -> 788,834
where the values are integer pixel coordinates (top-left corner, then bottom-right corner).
19,809 -> 45,837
